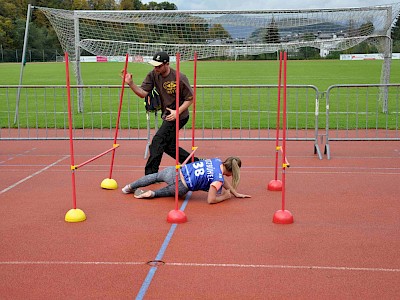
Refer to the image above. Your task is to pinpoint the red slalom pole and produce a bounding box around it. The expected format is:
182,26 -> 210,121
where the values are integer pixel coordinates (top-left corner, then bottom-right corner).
64,52 -> 86,223
181,147 -> 198,166
268,51 -> 283,191
174,53 -> 180,212
273,51 -> 293,225
167,52 -> 187,224
274,52 -> 283,178
65,52 -> 77,209
281,52 -> 288,211
191,52 -> 198,162
109,53 -> 129,179
76,144 -> 120,169
101,53 -> 129,190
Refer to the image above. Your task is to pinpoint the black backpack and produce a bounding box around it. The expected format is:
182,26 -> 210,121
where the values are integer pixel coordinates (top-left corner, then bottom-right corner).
144,89 -> 161,112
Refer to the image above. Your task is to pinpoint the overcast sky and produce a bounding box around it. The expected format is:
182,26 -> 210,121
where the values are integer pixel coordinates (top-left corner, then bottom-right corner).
142,0 -> 396,10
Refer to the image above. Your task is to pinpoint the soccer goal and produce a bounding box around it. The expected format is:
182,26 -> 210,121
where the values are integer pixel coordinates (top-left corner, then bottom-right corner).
16,3 -> 400,116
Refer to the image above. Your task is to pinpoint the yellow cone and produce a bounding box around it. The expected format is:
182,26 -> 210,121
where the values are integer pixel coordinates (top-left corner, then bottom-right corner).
65,208 -> 86,223
101,178 -> 118,190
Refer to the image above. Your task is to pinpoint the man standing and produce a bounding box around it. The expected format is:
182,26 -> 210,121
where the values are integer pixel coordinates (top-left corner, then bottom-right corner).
123,51 -> 197,175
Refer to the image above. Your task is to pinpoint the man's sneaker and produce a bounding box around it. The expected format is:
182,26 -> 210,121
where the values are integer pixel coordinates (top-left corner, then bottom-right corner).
122,185 -> 135,194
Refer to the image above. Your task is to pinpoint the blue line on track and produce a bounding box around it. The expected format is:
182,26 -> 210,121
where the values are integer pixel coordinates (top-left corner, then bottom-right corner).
135,191 -> 192,300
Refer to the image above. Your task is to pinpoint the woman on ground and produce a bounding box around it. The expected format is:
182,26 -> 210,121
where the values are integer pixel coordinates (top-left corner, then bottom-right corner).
122,157 -> 251,204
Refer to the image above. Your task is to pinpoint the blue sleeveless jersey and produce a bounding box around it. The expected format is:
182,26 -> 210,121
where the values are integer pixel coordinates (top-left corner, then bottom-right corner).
181,158 -> 224,192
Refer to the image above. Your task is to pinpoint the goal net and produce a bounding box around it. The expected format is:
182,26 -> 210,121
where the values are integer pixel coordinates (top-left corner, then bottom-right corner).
31,4 -> 400,112
13,3 -> 400,126
37,4 -> 400,61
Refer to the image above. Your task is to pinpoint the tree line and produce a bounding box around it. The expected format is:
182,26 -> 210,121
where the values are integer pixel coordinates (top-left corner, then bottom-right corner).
0,0 -> 178,62
0,0 -> 399,62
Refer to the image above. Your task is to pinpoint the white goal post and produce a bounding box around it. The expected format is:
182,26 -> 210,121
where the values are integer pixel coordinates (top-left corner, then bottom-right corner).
16,3 -> 400,117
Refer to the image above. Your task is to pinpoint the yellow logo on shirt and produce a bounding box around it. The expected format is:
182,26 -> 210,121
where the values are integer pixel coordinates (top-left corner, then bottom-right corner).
163,81 -> 176,95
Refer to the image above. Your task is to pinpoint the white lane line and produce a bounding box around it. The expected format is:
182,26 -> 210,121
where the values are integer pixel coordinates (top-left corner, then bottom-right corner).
0,148 -> 37,164
0,156 -> 69,195
168,263 -> 400,272
0,261 -> 398,273
0,261 -> 143,266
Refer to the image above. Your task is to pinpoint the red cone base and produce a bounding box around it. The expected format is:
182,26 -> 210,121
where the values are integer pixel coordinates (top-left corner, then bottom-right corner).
167,209 -> 188,224
273,209 -> 294,224
268,179 -> 282,191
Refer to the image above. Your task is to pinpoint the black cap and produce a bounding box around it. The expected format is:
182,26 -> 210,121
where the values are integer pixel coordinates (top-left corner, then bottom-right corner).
149,51 -> 170,66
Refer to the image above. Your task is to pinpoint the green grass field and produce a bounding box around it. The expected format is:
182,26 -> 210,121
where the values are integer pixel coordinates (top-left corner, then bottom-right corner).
1,59 -> 399,130
1,59 -> 399,89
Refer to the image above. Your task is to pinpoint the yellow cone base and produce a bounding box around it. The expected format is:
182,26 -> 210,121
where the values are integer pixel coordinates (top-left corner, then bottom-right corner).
65,208 -> 86,223
101,178 -> 118,190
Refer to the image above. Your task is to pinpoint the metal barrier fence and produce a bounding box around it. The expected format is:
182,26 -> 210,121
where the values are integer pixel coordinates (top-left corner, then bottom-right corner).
2,84 -> 400,159
324,84 -> 400,159
1,84 -> 321,159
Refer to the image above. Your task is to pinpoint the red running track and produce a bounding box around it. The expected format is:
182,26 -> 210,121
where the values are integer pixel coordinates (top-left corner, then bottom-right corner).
1,138 -> 399,299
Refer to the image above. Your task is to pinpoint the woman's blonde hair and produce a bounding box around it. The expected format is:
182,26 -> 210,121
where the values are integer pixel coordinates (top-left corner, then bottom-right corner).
223,156 -> 242,189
